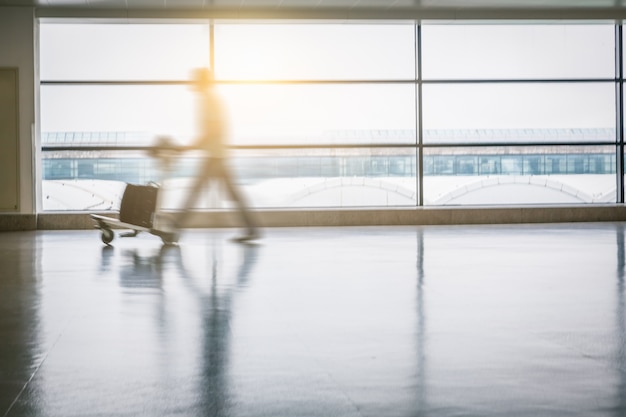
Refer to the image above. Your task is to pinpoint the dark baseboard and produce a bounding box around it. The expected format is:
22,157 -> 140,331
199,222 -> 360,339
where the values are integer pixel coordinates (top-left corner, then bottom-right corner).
0,214 -> 37,231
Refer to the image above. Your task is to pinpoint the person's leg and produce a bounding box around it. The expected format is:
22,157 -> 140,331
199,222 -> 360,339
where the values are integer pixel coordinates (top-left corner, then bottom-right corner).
176,158 -> 213,228
214,159 -> 259,240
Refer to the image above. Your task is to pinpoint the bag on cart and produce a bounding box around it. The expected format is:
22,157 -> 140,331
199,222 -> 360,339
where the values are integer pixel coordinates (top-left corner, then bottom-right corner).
119,184 -> 159,228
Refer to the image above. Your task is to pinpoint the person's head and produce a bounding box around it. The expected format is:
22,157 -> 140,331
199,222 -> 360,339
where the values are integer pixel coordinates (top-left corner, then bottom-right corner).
191,67 -> 214,91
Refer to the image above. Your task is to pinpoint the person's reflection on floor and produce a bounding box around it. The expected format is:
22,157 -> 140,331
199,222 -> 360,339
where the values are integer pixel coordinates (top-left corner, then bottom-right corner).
98,239 -> 261,416
615,224 -> 626,416
175,241 -> 260,416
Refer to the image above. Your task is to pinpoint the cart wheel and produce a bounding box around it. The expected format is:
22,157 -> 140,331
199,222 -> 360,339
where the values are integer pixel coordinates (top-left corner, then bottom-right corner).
101,228 -> 114,245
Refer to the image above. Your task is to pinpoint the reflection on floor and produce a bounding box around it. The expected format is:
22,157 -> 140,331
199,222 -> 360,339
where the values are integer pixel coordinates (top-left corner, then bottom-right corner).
0,224 -> 625,417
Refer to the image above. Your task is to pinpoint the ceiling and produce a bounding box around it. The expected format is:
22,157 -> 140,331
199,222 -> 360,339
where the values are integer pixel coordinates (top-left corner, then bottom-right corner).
3,0 -> 626,20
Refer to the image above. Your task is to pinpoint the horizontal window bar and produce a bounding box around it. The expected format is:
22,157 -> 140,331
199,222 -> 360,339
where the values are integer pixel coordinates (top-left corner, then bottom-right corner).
421,141 -> 617,148
41,141 -> 618,153
422,78 -> 618,84
41,143 -> 416,152
40,79 -> 419,86
40,80 -> 189,86
41,78 -> 622,86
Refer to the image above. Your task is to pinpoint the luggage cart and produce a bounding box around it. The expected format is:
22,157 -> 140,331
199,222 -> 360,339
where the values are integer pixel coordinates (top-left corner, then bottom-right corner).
91,137 -> 179,246
91,183 -> 179,245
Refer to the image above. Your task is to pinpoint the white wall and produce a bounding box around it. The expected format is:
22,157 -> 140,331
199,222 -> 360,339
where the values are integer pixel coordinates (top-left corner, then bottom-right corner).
0,7 -> 35,214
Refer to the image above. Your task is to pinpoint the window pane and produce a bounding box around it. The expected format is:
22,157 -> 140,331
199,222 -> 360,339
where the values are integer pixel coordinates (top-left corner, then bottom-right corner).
215,23 -> 415,80
41,148 -> 417,210
422,83 -> 615,141
422,23 -> 615,80
423,145 -> 616,205
42,83 -> 416,147
40,23 -> 210,81
222,84 -> 416,146
41,85 -> 197,140
232,148 -> 417,208
42,150 -> 153,211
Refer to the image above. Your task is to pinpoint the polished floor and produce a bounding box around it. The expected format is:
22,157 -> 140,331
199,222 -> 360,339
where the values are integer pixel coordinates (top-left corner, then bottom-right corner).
0,223 -> 625,417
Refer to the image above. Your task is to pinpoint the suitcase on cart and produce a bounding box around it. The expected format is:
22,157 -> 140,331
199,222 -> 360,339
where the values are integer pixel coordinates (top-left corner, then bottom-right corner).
91,182 -> 178,245
119,184 -> 159,228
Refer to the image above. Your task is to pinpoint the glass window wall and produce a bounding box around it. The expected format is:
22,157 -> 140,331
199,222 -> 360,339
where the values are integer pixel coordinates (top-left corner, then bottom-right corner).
420,21 -> 618,206
40,21 -> 418,210
39,20 -> 623,211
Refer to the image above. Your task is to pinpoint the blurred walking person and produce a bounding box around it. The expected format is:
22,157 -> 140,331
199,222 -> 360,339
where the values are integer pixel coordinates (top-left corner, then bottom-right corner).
176,67 -> 260,242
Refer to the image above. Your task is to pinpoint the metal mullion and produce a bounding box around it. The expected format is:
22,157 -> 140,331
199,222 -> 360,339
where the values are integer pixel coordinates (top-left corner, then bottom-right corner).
40,80 -> 189,86
45,142 -> 618,152
42,143 -> 418,152
42,146 -> 154,152
232,144 -> 414,150
416,21 -> 423,207
617,23 -> 625,204
422,78 -> 616,84
199,79 -> 417,85
421,141 -> 617,148
41,79 -> 418,86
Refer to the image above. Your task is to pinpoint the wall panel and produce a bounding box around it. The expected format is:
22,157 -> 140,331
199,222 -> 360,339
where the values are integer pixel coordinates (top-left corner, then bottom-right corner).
0,68 -> 19,211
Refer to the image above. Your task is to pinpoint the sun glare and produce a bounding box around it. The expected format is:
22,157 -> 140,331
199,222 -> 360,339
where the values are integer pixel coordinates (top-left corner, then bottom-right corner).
214,25 -> 300,81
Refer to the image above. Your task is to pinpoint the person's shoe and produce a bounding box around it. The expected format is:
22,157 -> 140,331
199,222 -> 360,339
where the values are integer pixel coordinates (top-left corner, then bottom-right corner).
231,230 -> 260,243
161,231 -> 179,245
153,229 -> 179,245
